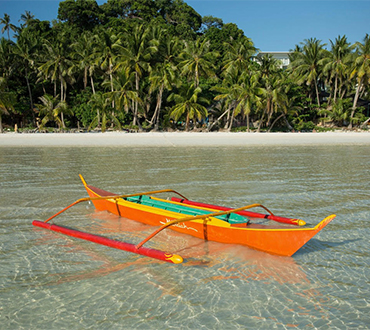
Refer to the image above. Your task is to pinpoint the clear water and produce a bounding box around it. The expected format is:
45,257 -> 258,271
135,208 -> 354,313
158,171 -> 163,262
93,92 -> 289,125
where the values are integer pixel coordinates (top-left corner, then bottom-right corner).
1,144 -> 369,329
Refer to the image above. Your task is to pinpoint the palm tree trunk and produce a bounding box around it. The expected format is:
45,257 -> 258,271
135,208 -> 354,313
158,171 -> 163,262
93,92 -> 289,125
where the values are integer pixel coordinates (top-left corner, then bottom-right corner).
208,109 -> 229,131
149,93 -> 161,130
283,114 -> 293,131
266,98 -> 273,127
109,61 -> 115,109
90,76 -> 99,127
90,76 -> 96,95
84,67 -> 88,89
185,112 -> 190,131
349,80 -> 362,129
228,108 -> 236,132
360,117 -> 370,128
268,113 -> 284,132
267,111 -> 273,127
25,67 -> 35,126
224,108 -> 231,129
333,74 -> 338,103
314,80 -> 321,107
360,85 -> 366,99
60,79 -> 65,128
195,66 -> 199,88
109,69 -> 115,128
0,113 -> 3,133
134,73 -> 143,131
257,112 -> 265,132
154,86 -> 164,131
110,73 -> 114,106
150,107 -> 158,126
133,72 -> 139,126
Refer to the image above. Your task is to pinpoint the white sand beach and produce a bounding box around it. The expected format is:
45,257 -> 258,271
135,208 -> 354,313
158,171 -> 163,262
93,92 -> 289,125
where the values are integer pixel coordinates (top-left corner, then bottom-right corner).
1,131 -> 370,147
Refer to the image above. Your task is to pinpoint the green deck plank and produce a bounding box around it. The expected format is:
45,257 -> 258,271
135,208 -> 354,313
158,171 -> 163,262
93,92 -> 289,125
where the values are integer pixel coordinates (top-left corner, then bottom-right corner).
125,195 -> 247,224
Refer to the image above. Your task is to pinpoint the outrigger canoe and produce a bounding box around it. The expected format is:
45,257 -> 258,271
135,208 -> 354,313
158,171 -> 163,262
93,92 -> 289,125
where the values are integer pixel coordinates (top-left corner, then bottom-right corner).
32,175 -> 336,264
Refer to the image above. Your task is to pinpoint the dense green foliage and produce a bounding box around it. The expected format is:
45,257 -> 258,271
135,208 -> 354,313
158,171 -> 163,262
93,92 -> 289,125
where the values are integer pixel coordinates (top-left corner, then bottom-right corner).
0,0 -> 369,133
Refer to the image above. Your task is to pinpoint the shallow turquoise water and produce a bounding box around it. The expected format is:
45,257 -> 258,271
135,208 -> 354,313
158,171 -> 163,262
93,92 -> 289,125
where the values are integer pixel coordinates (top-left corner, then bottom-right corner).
1,144 -> 369,329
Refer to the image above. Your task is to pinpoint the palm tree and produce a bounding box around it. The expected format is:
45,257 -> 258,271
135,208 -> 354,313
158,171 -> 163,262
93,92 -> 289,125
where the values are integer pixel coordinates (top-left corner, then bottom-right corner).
149,61 -> 176,130
114,24 -> 158,128
95,29 -> 120,108
87,91 -> 119,132
179,38 -> 218,88
258,53 -> 280,79
289,45 -> 303,63
0,77 -> 15,133
318,98 -> 352,126
234,71 -> 263,131
263,74 -> 289,131
157,34 -> 181,67
0,37 -> 14,79
19,11 -> 35,28
148,36 -> 181,131
212,76 -> 240,131
211,37 -> 257,131
0,14 -> 17,40
12,30 -> 38,125
322,35 -> 352,104
36,94 -> 69,130
38,36 -> 74,127
105,69 -> 138,125
71,31 -> 99,92
289,38 -> 326,107
168,83 -> 209,131
222,37 -> 257,77
349,34 -> 370,128
271,78 -> 290,128
257,55 -> 288,129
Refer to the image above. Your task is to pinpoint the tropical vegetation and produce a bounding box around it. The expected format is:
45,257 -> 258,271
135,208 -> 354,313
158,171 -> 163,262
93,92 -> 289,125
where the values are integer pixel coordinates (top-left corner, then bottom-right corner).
0,0 -> 369,133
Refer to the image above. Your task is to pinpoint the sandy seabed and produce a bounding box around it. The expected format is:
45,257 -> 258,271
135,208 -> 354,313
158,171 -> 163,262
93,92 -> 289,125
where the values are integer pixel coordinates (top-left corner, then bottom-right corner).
1,131 -> 370,147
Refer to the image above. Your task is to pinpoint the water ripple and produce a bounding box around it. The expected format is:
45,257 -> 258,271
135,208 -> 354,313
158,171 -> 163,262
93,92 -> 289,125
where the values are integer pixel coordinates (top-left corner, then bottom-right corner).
0,145 -> 369,329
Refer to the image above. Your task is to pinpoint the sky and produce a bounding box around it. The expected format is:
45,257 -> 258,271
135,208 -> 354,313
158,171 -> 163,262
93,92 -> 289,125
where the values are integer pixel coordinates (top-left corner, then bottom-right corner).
0,0 -> 369,51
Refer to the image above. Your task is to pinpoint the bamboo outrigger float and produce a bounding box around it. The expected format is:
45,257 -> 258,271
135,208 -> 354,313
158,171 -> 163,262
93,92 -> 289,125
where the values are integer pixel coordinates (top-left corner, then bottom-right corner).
32,175 -> 336,263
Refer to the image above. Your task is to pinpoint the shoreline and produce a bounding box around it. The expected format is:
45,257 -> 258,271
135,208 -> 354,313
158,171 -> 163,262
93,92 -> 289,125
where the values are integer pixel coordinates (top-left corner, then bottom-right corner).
1,131 -> 370,147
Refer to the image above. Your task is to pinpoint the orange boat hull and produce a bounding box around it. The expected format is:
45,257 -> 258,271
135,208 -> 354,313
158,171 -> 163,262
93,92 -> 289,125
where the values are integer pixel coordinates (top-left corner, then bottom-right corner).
84,184 -> 335,257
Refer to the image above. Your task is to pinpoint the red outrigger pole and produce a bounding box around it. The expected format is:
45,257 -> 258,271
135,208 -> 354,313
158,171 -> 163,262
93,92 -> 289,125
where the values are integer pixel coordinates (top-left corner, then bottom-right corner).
170,197 -> 306,226
32,220 -> 183,264
32,190 -> 189,264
